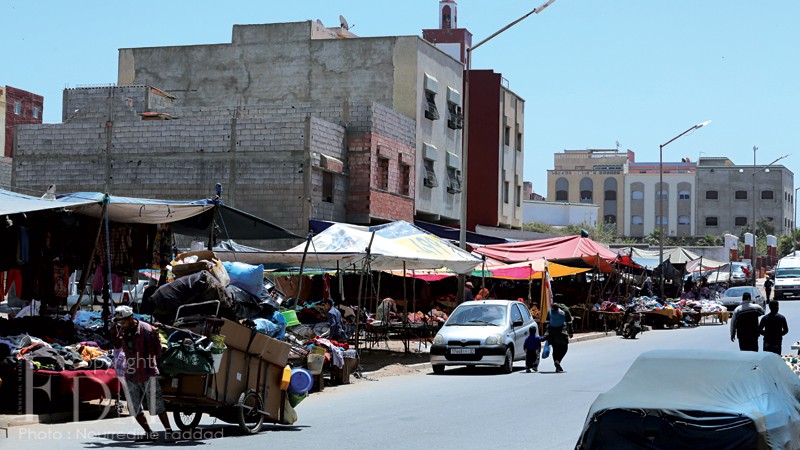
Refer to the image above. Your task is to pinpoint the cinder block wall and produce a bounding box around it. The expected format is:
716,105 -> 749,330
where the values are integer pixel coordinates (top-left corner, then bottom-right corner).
14,88 -> 415,248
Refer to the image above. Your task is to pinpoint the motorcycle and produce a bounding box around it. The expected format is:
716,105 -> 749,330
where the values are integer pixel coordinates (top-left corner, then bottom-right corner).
616,305 -> 642,339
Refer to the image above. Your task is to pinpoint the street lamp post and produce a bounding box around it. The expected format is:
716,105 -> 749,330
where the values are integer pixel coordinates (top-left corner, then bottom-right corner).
750,150 -> 789,285
457,0 -> 557,300
794,186 -> 800,255
658,120 -> 711,297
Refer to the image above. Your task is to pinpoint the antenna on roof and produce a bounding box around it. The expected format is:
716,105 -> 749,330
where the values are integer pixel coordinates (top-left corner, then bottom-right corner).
339,15 -> 351,30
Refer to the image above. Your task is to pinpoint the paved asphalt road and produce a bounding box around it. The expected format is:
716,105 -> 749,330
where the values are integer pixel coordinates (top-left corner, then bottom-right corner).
6,300 -> 800,449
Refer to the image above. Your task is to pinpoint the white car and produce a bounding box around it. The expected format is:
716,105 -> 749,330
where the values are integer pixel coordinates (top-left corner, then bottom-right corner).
430,300 -> 537,374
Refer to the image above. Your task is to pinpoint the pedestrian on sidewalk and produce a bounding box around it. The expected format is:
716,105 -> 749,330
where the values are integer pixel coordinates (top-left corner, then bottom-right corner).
546,294 -> 573,373
758,300 -> 789,355
763,274 -> 774,301
111,305 -> 174,442
523,325 -> 543,373
730,292 -> 764,352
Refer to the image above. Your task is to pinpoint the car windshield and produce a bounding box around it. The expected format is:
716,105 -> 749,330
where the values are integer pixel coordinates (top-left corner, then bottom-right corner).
723,287 -> 751,297
446,305 -> 506,326
776,268 -> 800,278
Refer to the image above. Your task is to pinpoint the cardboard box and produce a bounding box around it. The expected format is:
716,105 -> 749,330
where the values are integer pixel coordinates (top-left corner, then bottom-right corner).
207,348 -> 269,405
260,335 -> 291,367
265,364 -> 284,421
160,374 -> 208,397
218,318 -> 291,367
219,318 -> 257,353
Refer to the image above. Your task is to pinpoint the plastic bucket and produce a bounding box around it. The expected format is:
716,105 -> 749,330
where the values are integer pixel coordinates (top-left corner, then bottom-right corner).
307,353 -> 325,375
287,392 -> 307,407
281,310 -> 301,327
311,345 -> 326,355
289,368 -> 314,395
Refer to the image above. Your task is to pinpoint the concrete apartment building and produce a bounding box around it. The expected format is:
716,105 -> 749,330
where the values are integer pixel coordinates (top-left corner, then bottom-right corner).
11,19 -> 469,246
694,157 -> 794,236
545,149 -> 794,240
423,0 -> 524,231
623,161 -> 696,238
1,86 -> 43,187
546,149 -> 630,234
116,20 -> 465,228
13,83 -> 416,248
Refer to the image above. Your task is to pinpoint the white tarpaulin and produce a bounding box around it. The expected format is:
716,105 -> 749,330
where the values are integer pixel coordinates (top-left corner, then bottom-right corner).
217,221 -> 481,273
57,192 -> 215,224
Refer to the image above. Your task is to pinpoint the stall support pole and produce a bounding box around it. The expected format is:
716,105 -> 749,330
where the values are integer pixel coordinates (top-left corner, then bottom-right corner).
295,233 -> 313,302
69,217 -> 106,319
354,232 -> 376,350
101,195 -> 112,333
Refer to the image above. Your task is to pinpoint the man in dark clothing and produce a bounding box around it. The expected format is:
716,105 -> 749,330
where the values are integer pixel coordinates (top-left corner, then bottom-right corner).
763,275 -> 774,301
730,292 -> 764,352
758,300 -> 789,354
546,294 -> 573,373
464,281 -> 475,302
323,299 -> 347,342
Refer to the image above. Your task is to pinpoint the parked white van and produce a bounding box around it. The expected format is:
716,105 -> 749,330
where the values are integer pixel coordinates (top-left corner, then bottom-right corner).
773,256 -> 800,300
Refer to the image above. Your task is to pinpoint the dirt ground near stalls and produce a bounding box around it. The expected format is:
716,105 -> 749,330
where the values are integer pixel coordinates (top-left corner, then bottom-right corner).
324,338 -> 433,388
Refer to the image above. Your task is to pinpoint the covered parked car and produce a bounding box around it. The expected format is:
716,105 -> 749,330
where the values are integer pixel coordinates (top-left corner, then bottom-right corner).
429,300 -> 536,374
576,349 -> 800,449
718,285 -> 765,311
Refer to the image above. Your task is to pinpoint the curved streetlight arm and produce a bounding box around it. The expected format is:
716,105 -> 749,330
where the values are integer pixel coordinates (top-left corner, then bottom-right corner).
661,120 -> 711,148
470,0 -> 557,53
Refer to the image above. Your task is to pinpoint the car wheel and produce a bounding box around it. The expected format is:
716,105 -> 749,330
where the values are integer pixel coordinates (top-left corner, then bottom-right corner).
501,348 -> 513,374
432,364 -> 445,375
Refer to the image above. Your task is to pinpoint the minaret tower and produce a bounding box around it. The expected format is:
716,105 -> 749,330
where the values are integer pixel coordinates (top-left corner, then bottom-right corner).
422,0 -> 472,65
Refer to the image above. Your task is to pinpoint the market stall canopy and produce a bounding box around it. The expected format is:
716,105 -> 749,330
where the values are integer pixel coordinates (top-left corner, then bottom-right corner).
474,235 -> 622,272
617,247 -> 709,269
55,192 -> 298,239
685,256 -> 727,272
215,221 -> 482,273
310,219 -> 511,247
577,349 -> 800,448
0,188 -> 97,215
488,260 -> 591,280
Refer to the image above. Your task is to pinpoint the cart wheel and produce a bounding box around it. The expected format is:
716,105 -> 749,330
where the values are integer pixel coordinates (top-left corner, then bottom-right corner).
236,389 -> 264,434
173,410 -> 202,431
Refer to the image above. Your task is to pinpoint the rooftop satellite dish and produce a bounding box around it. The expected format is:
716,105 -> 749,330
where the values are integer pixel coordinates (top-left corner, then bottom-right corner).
339,15 -> 350,30
316,19 -> 324,26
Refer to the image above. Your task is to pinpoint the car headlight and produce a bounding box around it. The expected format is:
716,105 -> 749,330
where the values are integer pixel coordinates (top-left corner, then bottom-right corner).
484,334 -> 503,345
433,334 -> 444,345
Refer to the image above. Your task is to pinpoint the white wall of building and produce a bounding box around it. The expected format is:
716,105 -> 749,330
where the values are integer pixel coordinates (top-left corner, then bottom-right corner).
522,200 -> 599,227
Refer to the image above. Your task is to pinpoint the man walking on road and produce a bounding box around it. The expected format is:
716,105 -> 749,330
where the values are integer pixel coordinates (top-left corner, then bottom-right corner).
730,292 -> 764,352
758,300 -> 789,354
546,294 -> 573,373
111,305 -> 174,442
763,274 -> 774,301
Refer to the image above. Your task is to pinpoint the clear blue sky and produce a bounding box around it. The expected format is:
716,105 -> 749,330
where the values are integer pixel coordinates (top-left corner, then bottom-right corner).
5,0 -> 799,193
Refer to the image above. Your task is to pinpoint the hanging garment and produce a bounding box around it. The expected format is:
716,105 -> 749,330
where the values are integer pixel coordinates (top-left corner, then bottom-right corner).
53,263 -> 70,298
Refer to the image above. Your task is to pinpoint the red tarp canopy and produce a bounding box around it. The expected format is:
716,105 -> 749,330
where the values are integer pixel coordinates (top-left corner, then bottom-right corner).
474,235 -> 626,272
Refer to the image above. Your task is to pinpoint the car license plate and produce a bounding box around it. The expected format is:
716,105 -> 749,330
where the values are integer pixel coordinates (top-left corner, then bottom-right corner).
451,348 -> 475,355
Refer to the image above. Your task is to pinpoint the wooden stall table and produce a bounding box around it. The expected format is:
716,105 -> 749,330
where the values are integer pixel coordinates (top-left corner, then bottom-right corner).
700,311 -> 729,324
591,311 -> 624,335
642,308 -> 682,329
